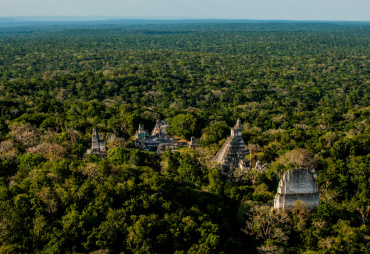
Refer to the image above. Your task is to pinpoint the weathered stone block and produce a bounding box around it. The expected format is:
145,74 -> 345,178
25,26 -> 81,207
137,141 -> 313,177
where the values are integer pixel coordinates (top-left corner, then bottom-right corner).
274,168 -> 319,210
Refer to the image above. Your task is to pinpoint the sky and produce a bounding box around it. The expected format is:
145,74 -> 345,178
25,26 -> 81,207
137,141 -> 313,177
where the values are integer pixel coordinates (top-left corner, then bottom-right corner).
0,0 -> 369,21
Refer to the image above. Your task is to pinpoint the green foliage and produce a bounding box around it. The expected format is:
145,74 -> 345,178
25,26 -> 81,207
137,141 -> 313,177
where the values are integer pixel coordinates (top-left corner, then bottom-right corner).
208,168 -> 225,195
17,153 -> 44,170
0,21 -> 370,253
177,150 -> 205,185
168,113 -> 198,140
107,147 -> 131,165
200,121 -> 229,146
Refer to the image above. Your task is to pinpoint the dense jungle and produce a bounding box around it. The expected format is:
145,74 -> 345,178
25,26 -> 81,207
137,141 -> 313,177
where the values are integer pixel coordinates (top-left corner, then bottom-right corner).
0,20 -> 370,253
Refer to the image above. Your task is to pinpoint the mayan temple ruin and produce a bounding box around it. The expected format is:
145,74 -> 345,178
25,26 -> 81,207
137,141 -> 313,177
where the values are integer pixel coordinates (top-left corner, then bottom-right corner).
151,119 -> 170,136
213,119 -> 248,171
85,128 -> 107,157
135,120 -> 192,154
274,168 -> 320,210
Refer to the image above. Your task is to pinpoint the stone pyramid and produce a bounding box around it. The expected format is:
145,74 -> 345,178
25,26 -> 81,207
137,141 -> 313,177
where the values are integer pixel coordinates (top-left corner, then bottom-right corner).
85,128 -> 107,157
213,119 -> 248,170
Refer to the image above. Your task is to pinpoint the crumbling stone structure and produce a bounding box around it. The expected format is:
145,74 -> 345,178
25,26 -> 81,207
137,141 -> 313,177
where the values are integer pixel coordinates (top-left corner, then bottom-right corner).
274,168 -> 319,210
238,159 -> 250,171
135,120 -> 189,154
85,128 -> 107,157
156,143 -> 180,155
151,120 -> 170,136
135,124 -> 149,139
188,136 -> 197,149
255,160 -> 268,173
213,119 -> 249,171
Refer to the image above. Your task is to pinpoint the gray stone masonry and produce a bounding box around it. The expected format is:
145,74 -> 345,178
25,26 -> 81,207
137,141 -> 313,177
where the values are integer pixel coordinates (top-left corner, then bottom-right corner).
85,128 -> 107,157
135,120 -> 189,153
213,119 -> 249,171
188,136 -> 197,149
274,168 -> 319,210
151,120 -> 170,136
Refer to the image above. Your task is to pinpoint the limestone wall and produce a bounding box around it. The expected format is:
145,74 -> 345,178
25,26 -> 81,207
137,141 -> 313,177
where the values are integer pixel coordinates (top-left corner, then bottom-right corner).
274,168 -> 319,210
278,168 -> 318,194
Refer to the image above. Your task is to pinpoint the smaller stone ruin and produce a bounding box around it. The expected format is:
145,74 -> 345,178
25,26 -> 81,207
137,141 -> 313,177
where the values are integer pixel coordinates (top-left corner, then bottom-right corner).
156,143 -> 179,155
188,136 -> 197,149
151,120 -> 170,136
85,128 -> 107,157
255,160 -> 268,173
239,159 -> 250,170
274,168 -> 319,210
134,120 -> 190,154
135,124 -> 149,139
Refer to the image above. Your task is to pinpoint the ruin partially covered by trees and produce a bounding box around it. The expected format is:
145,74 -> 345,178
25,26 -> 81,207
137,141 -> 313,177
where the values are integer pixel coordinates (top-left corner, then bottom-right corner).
0,20 -> 370,253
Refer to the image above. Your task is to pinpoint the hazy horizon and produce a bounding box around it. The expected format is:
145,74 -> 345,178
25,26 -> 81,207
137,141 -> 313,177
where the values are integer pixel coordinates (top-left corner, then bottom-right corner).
1,0 -> 369,22
1,16 -> 370,23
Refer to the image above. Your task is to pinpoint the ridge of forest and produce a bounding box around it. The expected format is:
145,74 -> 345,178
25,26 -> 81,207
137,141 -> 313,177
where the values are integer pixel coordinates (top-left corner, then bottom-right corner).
0,21 -> 370,253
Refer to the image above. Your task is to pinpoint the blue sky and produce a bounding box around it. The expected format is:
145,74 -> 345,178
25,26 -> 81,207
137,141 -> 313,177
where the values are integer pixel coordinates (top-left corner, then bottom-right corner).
1,0 -> 369,21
